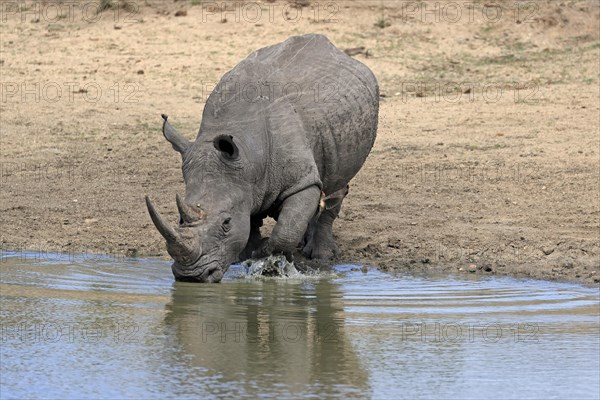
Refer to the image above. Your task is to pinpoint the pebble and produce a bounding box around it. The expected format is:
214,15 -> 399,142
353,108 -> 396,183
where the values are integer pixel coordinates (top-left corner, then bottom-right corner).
562,259 -> 574,269
542,247 -> 555,255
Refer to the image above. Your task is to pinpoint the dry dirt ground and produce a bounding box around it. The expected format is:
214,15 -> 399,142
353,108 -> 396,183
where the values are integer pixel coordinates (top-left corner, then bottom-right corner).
0,0 -> 598,284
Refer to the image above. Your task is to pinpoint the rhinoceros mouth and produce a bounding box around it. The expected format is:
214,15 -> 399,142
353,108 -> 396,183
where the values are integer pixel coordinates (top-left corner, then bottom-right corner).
172,259 -> 224,283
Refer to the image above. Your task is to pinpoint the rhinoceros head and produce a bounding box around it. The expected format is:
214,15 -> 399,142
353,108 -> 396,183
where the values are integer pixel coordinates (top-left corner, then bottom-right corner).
145,115 -> 253,283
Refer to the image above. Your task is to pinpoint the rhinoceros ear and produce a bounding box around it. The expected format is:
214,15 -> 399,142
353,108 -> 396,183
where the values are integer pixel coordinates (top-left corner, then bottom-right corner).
161,114 -> 191,155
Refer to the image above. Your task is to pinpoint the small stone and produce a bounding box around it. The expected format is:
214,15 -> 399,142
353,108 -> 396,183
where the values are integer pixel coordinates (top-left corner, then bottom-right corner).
137,70 -> 144,75
360,265 -> 368,273
483,265 -> 493,272
343,47 -> 366,56
174,10 -> 187,17
290,0 -> 310,8
84,218 -> 97,224
125,248 -> 138,257
562,259 -> 574,269
467,264 -> 477,273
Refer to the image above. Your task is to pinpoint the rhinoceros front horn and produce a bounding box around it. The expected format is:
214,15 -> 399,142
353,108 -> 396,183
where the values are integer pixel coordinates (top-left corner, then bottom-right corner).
146,195 -> 203,269
145,196 -> 195,255
145,195 -> 178,241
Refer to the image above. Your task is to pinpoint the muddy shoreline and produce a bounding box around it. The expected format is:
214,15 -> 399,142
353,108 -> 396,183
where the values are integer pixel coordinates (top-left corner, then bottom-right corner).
1,1 -> 598,285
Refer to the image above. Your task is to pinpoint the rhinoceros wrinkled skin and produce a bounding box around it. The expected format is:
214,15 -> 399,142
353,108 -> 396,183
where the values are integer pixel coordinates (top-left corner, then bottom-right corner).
146,34 -> 379,282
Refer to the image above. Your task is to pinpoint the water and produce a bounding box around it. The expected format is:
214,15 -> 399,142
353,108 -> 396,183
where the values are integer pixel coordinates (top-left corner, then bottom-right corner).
1,253 -> 599,399
242,254 -> 301,277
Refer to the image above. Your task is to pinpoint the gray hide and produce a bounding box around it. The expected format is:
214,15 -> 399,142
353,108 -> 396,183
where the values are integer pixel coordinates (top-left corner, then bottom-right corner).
146,34 -> 379,282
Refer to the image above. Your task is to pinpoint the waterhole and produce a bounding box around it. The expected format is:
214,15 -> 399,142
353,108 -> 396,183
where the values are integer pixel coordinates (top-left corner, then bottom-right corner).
1,252 -> 598,399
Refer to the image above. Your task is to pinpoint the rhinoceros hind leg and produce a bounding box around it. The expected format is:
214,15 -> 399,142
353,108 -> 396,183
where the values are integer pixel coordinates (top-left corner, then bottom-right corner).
239,217 -> 264,261
302,188 -> 347,261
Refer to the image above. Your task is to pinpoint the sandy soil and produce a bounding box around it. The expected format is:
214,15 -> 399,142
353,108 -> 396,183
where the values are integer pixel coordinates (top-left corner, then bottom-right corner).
1,0 -> 598,284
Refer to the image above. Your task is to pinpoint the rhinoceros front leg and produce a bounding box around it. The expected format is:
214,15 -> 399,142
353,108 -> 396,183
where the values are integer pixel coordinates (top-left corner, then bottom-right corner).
252,185 -> 321,260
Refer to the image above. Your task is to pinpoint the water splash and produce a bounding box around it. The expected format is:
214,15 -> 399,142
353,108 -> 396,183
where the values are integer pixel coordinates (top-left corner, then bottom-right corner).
241,255 -> 301,278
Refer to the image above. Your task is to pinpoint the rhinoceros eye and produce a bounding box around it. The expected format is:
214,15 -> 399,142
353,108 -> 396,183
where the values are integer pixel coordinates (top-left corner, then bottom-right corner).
222,217 -> 232,232
213,135 -> 239,160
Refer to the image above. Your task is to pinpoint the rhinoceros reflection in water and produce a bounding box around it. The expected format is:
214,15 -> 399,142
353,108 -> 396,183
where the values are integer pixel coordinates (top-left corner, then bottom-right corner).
161,279 -> 370,396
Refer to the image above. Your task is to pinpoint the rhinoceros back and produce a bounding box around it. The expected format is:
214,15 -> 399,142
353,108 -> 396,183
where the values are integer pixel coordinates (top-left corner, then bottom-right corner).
205,34 -> 379,195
